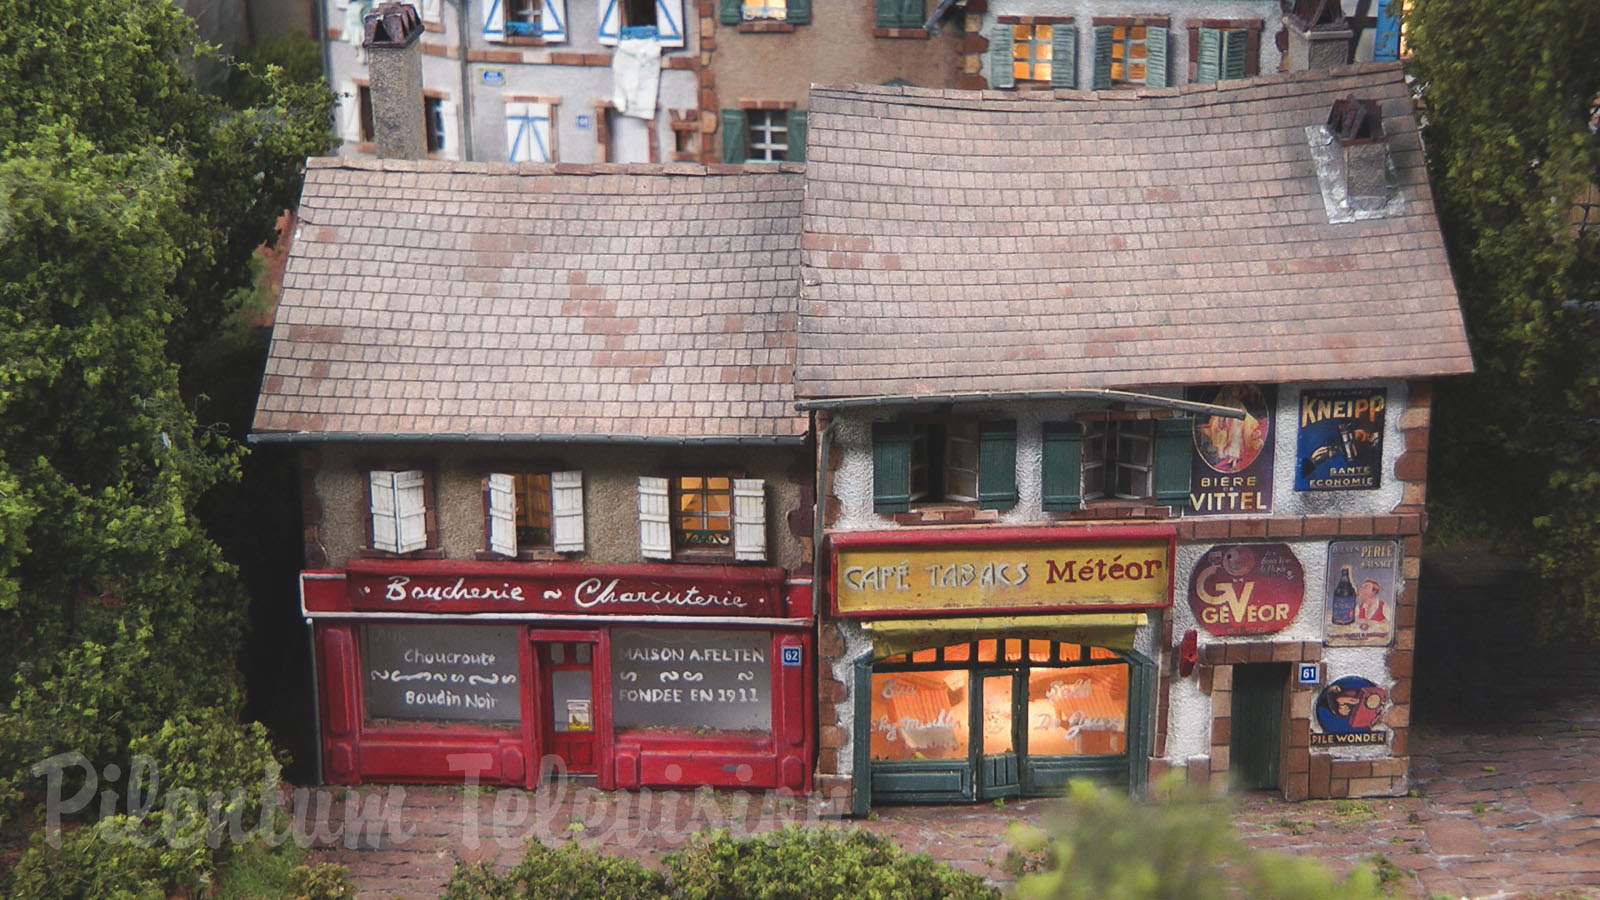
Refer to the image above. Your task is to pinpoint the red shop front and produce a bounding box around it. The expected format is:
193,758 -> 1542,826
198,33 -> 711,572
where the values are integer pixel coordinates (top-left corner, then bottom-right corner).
302,559 -> 814,792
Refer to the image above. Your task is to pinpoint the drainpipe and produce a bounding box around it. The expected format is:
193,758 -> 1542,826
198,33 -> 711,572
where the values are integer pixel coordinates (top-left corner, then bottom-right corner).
810,412 -> 837,799
450,0 -> 474,160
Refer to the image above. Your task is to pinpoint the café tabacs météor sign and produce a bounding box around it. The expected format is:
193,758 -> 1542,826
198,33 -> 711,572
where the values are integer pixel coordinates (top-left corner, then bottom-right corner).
830,529 -> 1174,618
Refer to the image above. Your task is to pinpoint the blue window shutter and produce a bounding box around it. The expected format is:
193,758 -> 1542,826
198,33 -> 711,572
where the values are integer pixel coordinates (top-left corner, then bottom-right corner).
988,25 -> 1015,89
719,0 -> 740,25
978,421 -> 1018,510
873,422 -> 913,513
1373,0 -> 1401,61
787,0 -> 810,25
721,109 -> 746,163
1196,27 -> 1221,84
1092,25 -> 1113,90
1144,25 -> 1168,87
1153,417 -> 1192,506
1050,25 -> 1078,88
1041,422 -> 1083,511
787,109 -> 807,162
1222,29 -> 1249,79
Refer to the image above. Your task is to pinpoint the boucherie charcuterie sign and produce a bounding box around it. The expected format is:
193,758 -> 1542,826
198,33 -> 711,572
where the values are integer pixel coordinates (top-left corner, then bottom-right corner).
335,562 -> 784,617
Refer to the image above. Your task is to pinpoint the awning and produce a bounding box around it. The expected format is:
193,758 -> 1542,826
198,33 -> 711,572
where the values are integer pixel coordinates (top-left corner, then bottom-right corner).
862,613 -> 1148,658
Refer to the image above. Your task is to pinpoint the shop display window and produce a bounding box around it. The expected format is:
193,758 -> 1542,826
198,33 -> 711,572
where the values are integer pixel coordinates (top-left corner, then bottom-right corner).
1025,664 -> 1129,756
870,670 -> 969,762
360,624 -> 523,726
610,628 -> 772,733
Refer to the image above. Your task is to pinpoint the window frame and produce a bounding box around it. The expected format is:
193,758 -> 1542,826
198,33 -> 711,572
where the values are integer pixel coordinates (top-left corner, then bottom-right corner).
1082,418 -> 1154,501
872,418 -> 1017,514
673,473 -> 737,557
505,96 -> 557,163
1091,17 -> 1169,90
363,466 -> 440,558
1188,19 -> 1261,84
746,109 -> 789,162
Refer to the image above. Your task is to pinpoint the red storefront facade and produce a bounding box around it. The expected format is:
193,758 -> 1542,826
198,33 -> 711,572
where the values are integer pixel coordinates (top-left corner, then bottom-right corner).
304,560 -> 815,792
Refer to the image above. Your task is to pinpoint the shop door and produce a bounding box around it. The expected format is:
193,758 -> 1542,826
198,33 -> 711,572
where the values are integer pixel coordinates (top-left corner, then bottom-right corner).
976,671 -> 1021,800
540,641 -> 597,774
1230,664 -> 1287,791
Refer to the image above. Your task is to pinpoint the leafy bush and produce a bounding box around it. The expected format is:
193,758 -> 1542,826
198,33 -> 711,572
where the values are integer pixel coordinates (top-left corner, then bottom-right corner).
666,826 -> 998,900
440,827 -> 997,900
7,815 -> 211,900
442,840 -> 668,900
1009,779 -> 1388,900
289,863 -> 357,900
128,708 -> 282,849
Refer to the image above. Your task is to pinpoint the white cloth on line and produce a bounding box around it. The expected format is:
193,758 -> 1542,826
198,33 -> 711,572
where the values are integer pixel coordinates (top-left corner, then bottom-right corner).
612,38 -> 662,120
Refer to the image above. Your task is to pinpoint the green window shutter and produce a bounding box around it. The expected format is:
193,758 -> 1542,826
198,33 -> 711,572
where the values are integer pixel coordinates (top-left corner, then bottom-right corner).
1195,27 -> 1220,84
787,109 -> 807,162
719,0 -> 740,25
901,0 -> 924,27
1144,25 -> 1168,87
873,422 -> 913,513
787,0 -> 810,25
1049,24 -> 1078,88
1092,25 -> 1113,90
1221,28 -> 1249,80
721,108 -> 746,163
978,420 -> 1018,510
875,0 -> 897,27
1153,417 -> 1192,506
1041,422 -> 1083,511
988,25 -> 1015,89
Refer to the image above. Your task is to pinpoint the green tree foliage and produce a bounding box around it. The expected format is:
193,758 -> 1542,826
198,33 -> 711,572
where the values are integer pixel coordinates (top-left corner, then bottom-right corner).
1009,780 -> 1387,900
1410,0 -> 1600,638
0,0 -> 332,850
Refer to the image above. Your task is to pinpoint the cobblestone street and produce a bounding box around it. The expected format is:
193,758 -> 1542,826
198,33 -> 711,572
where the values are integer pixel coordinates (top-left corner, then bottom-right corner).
309,551 -> 1600,898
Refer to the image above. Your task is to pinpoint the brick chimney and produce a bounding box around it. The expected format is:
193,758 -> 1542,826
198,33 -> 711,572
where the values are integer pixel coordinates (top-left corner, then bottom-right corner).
1284,0 -> 1351,71
1328,98 -> 1390,209
362,3 -> 427,159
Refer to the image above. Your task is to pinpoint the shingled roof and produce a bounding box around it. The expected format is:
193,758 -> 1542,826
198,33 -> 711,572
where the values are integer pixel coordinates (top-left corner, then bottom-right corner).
253,161 -> 805,441
795,65 -> 1473,399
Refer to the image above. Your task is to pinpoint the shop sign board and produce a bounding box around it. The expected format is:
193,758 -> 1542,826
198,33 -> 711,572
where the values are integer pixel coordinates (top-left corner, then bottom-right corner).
362,624 -> 522,724
337,561 -> 784,617
1186,384 -> 1276,515
1324,540 -> 1399,646
1311,675 -> 1389,746
610,628 -> 772,732
1187,544 -> 1305,636
831,527 -> 1174,618
1295,387 -> 1387,491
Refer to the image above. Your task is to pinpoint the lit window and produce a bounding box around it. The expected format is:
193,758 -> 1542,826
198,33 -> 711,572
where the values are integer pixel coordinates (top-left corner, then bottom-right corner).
743,0 -> 786,19
675,476 -> 733,550
747,110 -> 788,162
1011,23 -> 1053,82
1108,24 -> 1148,84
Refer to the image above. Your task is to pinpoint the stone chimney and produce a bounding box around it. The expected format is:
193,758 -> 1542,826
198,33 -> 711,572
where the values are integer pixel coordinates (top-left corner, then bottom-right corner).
1328,98 -> 1390,209
362,3 -> 426,159
1284,0 -> 1352,71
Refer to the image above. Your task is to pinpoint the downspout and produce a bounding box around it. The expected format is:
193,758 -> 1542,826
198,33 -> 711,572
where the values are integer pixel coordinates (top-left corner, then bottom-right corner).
450,0 -> 474,160
810,412 -> 837,805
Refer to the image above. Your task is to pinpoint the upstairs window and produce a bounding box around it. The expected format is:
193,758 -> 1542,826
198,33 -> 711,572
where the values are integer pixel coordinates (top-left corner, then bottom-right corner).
599,0 -> 685,47
484,0 -> 569,42
485,471 -> 585,557
1190,22 -> 1259,83
424,96 -> 446,154
368,469 -> 432,554
876,0 -> 923,29
719,0 -> 809,26
638,476 -> 767,562
720,108 -> 807,163
989,19 -> 1078,89
872,420 -> 1017,513
1091,19 -> 1169,89
1084,420 -> 1153,500
1041,417 -> 1191,511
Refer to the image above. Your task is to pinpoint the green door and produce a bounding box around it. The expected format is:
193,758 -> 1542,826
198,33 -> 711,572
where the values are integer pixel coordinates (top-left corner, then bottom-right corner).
1229,664 -> 1287,791
976,671 -> 1021,800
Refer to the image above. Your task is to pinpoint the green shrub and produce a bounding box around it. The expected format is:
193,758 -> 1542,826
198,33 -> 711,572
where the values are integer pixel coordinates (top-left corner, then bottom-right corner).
128,708 -> 282,849
289,862 -> 357,900
1010,778 -> 1388,900
666,826 -> 998,900
7,815 -> 211,900
442,840 -> 668,900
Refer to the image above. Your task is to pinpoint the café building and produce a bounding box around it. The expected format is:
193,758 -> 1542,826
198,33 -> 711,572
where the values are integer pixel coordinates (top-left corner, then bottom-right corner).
796,71 -> 1472,812
252,160 -> 816,792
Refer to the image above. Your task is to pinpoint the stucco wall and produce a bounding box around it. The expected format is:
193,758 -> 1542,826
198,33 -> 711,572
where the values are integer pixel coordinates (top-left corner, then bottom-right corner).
981,0 -> 1285,89
310,442 -> 810,572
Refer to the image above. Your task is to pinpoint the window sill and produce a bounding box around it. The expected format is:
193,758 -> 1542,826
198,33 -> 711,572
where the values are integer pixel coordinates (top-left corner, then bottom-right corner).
889,504 -> 1001,526
1047,502 -> 1176,521
496,35 -> 550,46
423,21 -> 444,32
873,27 -> 930,39
358,547 -> 447,560
473,550 -> 572,562
738,19 -> 795,33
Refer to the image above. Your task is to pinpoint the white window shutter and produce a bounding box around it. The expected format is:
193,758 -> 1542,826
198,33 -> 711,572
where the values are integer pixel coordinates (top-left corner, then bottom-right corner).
395,470 -> 429,553
597,0 -> 620,45
344,0 -> 370,46
506,102 -> 553,162
487,473 -> 517,556
438,100 -> 460,161
552,470 -> 585,553
483,0 -> 506,41
655,0 -> 685,47
370,471 -> 400,553
421,0 -> 442,24
544,0 -> 569,42
732,478 -> 767,562
638,476 -> 672,559
341,81 -> 362,143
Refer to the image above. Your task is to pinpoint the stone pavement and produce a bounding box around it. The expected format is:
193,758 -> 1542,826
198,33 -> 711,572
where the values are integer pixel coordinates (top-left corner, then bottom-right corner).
306,551 -> 1600,898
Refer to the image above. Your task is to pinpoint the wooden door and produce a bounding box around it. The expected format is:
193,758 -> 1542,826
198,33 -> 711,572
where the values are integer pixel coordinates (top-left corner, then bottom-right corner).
541,641 -> 598,774
1229,663 -> 1287,791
